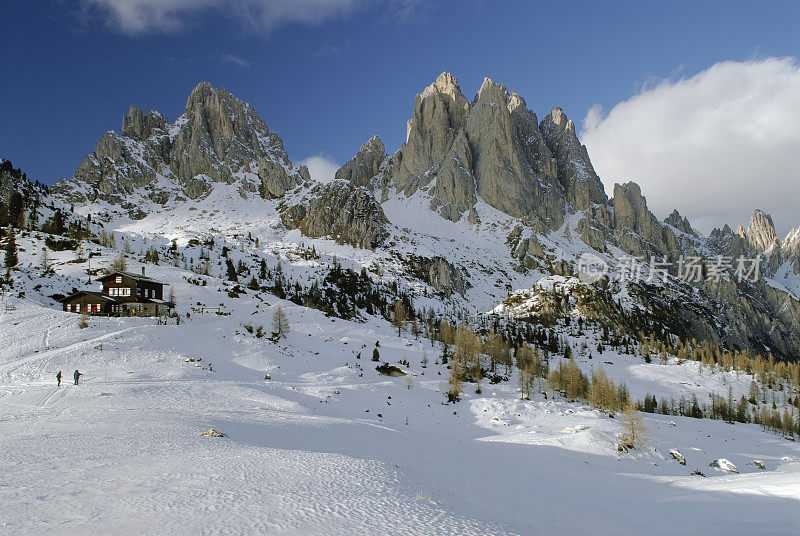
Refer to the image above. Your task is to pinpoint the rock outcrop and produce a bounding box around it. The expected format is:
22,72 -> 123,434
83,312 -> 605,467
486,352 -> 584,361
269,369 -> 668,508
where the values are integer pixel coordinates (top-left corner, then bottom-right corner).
335,135 -> 385,188
281,181 -> 388,249
612,182 -> 678,257
405,254 -> 467,296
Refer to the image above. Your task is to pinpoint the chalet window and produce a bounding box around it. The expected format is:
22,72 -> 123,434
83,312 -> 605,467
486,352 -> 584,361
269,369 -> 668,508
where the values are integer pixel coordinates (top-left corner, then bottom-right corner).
76,304 -> 81,313
123,288 -> 131,297
94,304 -> 101,313
115,276 -> 122,283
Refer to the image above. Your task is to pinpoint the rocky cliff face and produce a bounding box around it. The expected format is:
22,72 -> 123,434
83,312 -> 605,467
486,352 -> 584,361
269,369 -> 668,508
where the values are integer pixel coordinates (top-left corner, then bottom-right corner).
55,82 -> 305,207
335,135 -> 385,188
664,209 -> 696,236
281,181 -> 388,250
539,107 -> 607,211
612,182 -> 679,257
405,255 -> 467,296
738,209 -> 780,253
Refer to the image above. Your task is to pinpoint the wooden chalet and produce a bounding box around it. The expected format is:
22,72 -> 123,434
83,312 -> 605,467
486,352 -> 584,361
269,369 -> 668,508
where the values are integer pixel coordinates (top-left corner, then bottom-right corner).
59,267 -> 169,317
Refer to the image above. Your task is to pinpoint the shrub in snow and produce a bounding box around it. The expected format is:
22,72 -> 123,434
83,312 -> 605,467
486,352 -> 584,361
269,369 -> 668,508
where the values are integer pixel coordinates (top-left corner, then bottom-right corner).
709,459 -> 739,473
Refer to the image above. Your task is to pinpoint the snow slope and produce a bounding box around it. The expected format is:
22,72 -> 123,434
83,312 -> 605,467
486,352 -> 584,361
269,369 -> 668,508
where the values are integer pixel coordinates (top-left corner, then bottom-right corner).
2,236 -> 800,535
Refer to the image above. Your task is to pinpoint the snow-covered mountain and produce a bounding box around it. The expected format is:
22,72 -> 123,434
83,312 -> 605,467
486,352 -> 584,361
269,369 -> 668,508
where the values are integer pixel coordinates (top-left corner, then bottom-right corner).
44,74 -> 800,360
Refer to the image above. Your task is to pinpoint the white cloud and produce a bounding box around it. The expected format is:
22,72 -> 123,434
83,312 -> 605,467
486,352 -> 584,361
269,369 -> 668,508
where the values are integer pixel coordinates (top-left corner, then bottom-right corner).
212,54 -> 251,69
84,0 -> 358,35
300,155 -> 340,184
581,57 -> 800,237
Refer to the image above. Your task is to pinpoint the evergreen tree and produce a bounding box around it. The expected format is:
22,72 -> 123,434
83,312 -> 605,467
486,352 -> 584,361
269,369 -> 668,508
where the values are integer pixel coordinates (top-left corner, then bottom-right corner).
226,259 -> 238,282
4,227 -> 18,268
7,191 -> 24,228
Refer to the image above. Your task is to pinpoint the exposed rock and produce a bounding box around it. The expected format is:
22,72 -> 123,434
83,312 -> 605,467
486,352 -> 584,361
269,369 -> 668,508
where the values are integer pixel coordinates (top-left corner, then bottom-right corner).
540,106 -> 607,210
389,72 -> 475,221
612,182 -> 678,256
709,458 -> 739,473
506,225 -> 546,269
405,255 -> 467,295
740,209 -> 780,252
58,82 -> 304,206
257,158 -> 300,199
664,209 -> 696,236
669,449 -> 686,465
200,428 -> 227,438
281,181 -> 388,249
464,80 -> 564,227
122,105 -> 167,140
385,72 -> 607,228
335,135 -> 385,188
376,363 -> 406,377
784,227 -> 800,274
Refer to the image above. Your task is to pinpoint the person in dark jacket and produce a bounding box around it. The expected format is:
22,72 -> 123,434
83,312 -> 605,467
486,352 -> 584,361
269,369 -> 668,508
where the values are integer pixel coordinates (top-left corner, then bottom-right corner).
74,369 -> 82,385
57,371 -> 62,387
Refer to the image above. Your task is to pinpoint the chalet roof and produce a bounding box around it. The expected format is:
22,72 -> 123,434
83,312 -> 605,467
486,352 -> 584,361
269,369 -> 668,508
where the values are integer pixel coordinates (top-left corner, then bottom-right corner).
58,290 -> 118,303
97,271 -> 164,285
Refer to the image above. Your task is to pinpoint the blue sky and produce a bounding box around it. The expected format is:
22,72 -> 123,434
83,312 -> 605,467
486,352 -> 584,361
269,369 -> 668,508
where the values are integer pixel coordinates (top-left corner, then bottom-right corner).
2,1 -> 800,232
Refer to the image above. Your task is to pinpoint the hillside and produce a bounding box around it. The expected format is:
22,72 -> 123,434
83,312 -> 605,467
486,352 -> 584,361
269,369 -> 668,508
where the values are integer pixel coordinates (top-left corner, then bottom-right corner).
2,229 -> 800,535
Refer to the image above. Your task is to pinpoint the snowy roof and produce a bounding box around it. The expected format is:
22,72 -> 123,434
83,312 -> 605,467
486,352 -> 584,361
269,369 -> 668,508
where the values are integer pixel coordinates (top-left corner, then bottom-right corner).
58,290 -> 117,302
98,271 -> 165,285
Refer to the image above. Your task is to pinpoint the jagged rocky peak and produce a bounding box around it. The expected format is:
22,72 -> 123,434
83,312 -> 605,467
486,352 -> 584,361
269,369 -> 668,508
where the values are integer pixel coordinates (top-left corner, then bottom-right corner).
335,135 -> 385,188
57,81 -> 303,206
740,209 -> 780,252
664,209 -> 696,236
122,105 -> 167,140
784,226 -> 800,255
539,106 -> 608,210
612,182 -> 678,256
464,76 -> 563,225
420,72 -> 471,118
385,72 -> 610,228
784,226 -> 800,274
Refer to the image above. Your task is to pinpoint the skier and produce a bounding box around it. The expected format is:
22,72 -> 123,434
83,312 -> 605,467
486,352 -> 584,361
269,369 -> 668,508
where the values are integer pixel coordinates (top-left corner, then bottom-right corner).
56,371 -> 62,387
73,369 -> 83,385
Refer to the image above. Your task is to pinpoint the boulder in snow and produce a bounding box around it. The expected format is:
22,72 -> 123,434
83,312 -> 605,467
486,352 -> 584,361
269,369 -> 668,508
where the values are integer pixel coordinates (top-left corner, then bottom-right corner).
709,458 -> 739,473
376,363 -> 406,377
753,460 -> 766,470
201,428 -> 227,438
669,449 -> 686,465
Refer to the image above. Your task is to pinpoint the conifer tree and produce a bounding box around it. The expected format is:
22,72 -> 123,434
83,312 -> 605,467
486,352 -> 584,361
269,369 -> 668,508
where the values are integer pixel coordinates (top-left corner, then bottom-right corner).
4,227 -> 18,269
